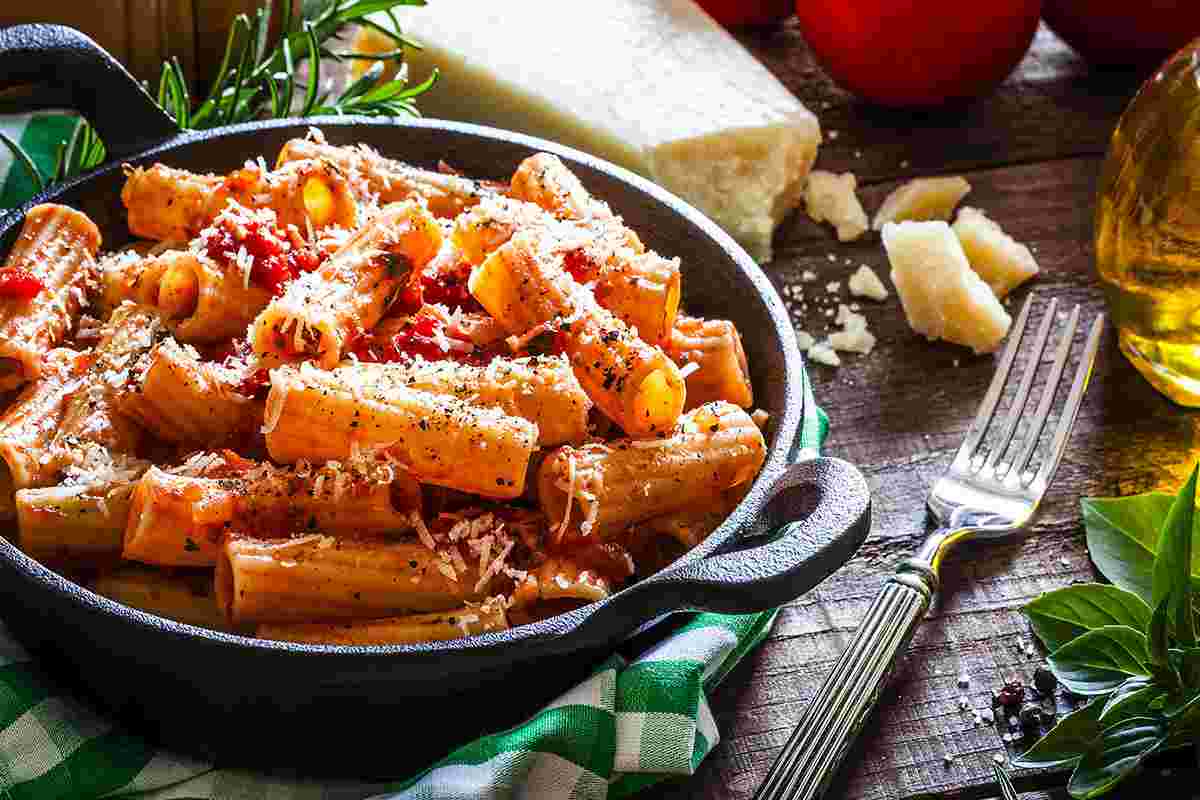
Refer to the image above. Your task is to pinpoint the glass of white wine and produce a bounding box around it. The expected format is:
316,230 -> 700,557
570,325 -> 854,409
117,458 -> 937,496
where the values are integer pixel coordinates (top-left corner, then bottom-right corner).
1096,40 -> 1200,405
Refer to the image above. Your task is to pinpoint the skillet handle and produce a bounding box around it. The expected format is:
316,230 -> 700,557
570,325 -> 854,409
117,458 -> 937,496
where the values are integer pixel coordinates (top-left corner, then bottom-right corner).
0,24 -> 178,160
566,457 -> 871,648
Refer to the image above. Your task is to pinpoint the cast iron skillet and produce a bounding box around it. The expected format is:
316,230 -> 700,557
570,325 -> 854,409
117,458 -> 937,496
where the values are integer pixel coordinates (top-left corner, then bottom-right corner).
0,24 -> 870,775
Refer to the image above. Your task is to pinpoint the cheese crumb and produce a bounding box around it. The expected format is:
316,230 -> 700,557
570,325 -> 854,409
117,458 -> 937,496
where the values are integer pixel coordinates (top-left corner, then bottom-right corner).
952,207 -> 1039,298
801,270 -> 817,282
848,265 -> 890,301
796,331 -> 815,351
804,170 -> 869,242
807,341 -> 841,367
873,176 -> 971,230
882,221 -> 1011,354
829,304 -> 876,354
825,281 -> 841,293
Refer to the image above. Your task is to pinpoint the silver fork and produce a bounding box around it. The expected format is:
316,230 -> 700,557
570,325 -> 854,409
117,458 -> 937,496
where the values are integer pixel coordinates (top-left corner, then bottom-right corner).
753,295 -> 1105,800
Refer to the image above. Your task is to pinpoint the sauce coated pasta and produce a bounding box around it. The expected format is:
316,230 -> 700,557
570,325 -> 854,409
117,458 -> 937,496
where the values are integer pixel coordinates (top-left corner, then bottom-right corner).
0,131 -> 766,644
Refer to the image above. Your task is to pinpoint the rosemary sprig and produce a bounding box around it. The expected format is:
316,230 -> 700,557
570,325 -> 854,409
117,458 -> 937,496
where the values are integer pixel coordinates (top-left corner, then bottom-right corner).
0,0 -> 433,197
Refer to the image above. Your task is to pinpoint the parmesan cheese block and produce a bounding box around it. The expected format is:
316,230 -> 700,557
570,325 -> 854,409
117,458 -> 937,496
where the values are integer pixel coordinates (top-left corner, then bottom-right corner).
375,0 -> 821,263
804,170 -> 868,241
952,207 -> 1039,298
882,221 -> 1011,354
873,176 -> 971,230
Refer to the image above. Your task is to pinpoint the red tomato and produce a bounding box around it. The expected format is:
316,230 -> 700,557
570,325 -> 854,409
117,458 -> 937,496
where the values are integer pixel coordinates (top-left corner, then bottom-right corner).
794,1 -> 1042,107
1043,0 -> 1200,67
696,0 -> 793,27
0,268 -> 44,301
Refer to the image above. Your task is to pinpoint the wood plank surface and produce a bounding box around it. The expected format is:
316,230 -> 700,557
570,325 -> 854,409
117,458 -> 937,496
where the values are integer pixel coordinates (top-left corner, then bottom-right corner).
645,21 -> 1192,800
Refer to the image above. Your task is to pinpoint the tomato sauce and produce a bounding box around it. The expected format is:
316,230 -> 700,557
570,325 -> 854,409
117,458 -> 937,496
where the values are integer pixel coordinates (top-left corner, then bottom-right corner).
203,217 -> 323,296
0,268 -> 44,301
418,259 -> 482,313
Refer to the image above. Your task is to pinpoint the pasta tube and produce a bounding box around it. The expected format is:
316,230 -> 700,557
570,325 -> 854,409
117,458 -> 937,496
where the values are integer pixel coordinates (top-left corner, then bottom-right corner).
348,355 -> 590,446
453,197 -> 678,344
276,136 -> 498,218
250,201 -> 442,368
263,363 -> 537,498
16,476 -> 140,565
0,349 -> 88,513
216,534 -> 487,625
255,601 -> 508,644
121,159 -> 358,241
50,304 -> 165,464
510,153 -> 611,221
665,317 -> 754,409
118,337 -> 257,447
537,402 -> 766,538
470,231 -> 684,436
96,248 -> 174,316
92,567 -> 231,632
123,458 -> 420,567
510,557 -> 612,607
0,204 -> 100,391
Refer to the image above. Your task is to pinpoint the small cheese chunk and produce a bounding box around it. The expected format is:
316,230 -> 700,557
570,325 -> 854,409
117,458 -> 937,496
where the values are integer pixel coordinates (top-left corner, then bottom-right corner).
848,265 -> 889,301
804,170 -> 868,242
829,304 -> 876,354
379,0 -> 821,263
807,341 -> 841,367
952,207 -> 1039,299
796,331 -> 815,352
873,176 -> 971,230
882,221 -> 1011,354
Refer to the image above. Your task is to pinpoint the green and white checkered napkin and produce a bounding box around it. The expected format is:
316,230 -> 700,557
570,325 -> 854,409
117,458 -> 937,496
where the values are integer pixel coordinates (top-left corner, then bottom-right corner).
0,111 -> 830,800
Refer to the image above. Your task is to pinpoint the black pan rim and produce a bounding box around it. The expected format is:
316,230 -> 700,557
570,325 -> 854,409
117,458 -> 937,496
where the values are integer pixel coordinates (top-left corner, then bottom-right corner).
0,115 -> 805,658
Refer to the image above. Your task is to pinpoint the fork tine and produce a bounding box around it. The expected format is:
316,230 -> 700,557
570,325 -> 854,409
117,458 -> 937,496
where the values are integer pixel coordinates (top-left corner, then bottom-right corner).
1010,304 -> 1081,475
983,297 -> 1059,472
955,294 -> 1037,463
1032,313 -> 1104,487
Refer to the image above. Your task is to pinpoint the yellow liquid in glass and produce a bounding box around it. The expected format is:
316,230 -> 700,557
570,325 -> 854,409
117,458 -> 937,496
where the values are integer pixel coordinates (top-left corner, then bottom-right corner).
1096,41 -> 1200,405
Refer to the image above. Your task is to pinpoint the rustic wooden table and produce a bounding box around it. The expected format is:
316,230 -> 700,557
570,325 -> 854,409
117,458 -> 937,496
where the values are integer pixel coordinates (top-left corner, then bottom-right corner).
648,21 -> 1191,800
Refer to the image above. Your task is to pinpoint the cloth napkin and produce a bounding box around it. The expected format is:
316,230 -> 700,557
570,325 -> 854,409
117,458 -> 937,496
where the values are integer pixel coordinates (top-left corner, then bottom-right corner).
0,112 -> 830,800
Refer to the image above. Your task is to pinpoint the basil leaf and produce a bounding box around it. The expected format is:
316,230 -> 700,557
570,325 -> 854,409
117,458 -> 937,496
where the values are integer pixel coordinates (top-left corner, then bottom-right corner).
1048,626 -> 1151,695
1024,584 -> 1152,652
1068,716 -> 1165,799
1099,677 -> 1165,725
1148,589 -> 1173,670
1013,698 -> 1103,769
1082,493 -> 1175,603
1153,464 -> 1198,646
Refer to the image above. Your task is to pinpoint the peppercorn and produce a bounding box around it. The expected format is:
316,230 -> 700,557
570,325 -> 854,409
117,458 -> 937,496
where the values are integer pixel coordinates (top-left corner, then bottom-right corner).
1033,667 -> 1058,697
1019,705 -> 1042,729
995,682 -> 1025,708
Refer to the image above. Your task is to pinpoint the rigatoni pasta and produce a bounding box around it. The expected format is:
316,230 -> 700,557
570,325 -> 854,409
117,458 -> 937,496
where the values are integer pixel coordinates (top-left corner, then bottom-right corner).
470,230 -> 685,436
666,316 -> 754,409
121,158 -> 358,242
276,134 -> 498,218
124,456 -> 420,567
0,134 -> 772,647
263,363 -> 538,498
251,200 -> 442,367
0,204 -> 100,391
537,402 -> 766,538
118,337 -> 258,447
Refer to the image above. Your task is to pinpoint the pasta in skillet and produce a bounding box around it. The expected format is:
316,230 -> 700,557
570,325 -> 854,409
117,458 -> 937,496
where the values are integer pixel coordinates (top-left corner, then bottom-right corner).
0,130 -> 766,644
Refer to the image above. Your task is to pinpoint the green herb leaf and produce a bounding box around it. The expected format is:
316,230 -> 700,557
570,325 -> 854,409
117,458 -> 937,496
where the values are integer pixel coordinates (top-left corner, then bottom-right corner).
1013,698 -> 1103,769
1068,716 -> 1165,799
1082,492 -> 1176,602
1099,677 -> 1167,724
1153,463 -> 1198,646
1148,589 -> 1174,671
1047,626 -> 1151,695
1025,584 -> 1152,652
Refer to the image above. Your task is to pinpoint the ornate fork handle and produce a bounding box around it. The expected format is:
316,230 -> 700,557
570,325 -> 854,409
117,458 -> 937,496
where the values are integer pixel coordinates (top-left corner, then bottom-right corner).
752,558 -> 938,800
